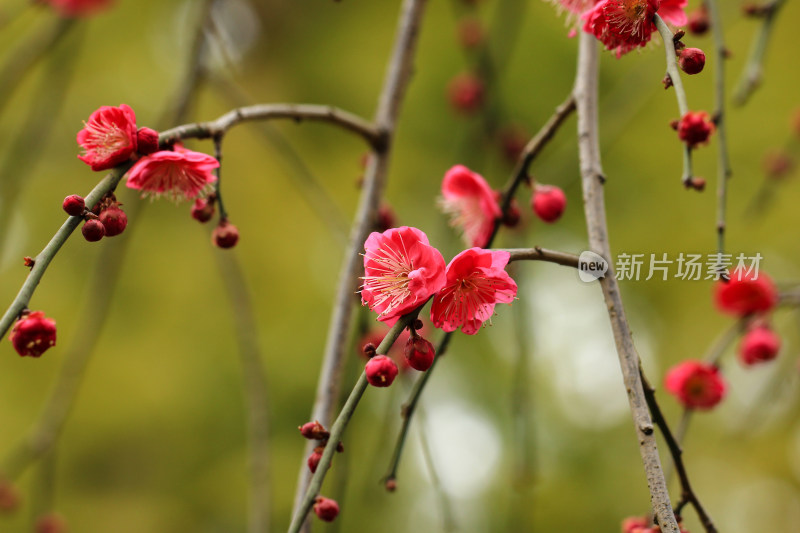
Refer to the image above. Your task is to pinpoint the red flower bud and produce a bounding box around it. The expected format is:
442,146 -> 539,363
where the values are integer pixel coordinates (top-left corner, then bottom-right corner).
448,72 -> 485,114
136,127 -> 160,156
457,17 -> 484,49
365,355 -> 398,387
739,325 -> 781,366
762,150 -> 794,179
404,336 -> 435,371
191,197 -> 216,223
676,111 -> 715,148
9,311 -> 56,358
687,7 -> 710,35
99,206 -> 127,237
212,220 -> 239,249
62,195 -> 85,217
34,512 -> 67,533
307,450 -> 323,473
81,219 -> 105,242
665,360 -> 726,410
376,204 -> 397,232
714,268 -> 777,316
531,184 -> 566,223
678,47 -> 706,75
298,421 -> 329,440
0,480 -> 20,513
313,496 -> 339,522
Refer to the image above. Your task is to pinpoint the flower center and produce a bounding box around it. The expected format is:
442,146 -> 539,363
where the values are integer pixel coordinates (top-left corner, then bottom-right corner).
362,242 -> 416,317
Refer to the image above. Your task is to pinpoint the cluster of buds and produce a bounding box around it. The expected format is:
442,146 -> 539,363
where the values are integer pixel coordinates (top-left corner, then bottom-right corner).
298,421 -> 343,475
297,422 -> 342,522
64,193 -> 128,242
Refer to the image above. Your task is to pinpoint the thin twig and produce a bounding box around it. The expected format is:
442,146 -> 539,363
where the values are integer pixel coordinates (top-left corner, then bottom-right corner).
416,404 -> 457,533
505,247 -> 580,268
704,0 -> 733,256
0,21 -> 84,260
290,1 -> 429,529
0,17 -> 75,122
216,252 -> 271,533
640,368 -> 718,533
733,0 -> 787,106
0,0 -> 215,480
159,104 -> 382,150
488,93 -> 576,243
0,165 -> 130,341
287,311 -> 422,533
653,14 -> 694,187
574,31 -> 679,532
210,77 -> 349,244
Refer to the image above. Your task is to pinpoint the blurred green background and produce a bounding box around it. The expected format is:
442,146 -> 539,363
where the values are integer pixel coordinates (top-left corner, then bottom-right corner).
2,0 -> 800,531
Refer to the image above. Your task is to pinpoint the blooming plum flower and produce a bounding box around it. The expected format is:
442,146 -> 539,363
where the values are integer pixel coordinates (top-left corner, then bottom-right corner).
583,0 -> 660,57
9,311 -> 56,358
582,0 -> 687,57
361,226 -> 446,324
126,147 -> 219,201
714,268 -> 777,316
739,325 -> 781,366
77,104 -> 137,171
439,165 -> 502,248
664,360 -> 726,410
658,0 -> 688,26
622,516 -> 650,533
431,248 -> 517,335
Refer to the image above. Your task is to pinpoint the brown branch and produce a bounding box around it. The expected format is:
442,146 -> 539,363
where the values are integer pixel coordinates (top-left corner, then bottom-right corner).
640,368 -> 718,533
574,32 -> 680,533
505,247 -> 580,269
158,103 -> 382,150
489,93 -> 576,242
289,0 -> 429,528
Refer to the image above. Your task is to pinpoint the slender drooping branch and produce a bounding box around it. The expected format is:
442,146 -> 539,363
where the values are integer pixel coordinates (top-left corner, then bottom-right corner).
488,93 -> 577,243
653,14 -> 694,188
0,1 -> 215,480
0,165 -> 130,341
211,78 -> 349,243
574,31 -> 679,532
734,0 -> 787,105
159,103 -> 382,150
640,369 -> 718,532
704,0 -> 733,256
290,0 -> 429,527
287,311 -> 422,533
216,252 -> 271,533
0,18 -> 75,122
